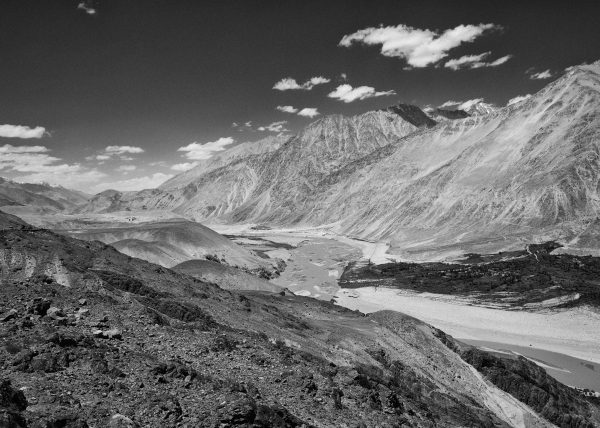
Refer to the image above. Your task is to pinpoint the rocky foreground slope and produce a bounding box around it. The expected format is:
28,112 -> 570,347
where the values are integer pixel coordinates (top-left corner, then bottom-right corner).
79,60 -> 600,258
2,211 -> 598,427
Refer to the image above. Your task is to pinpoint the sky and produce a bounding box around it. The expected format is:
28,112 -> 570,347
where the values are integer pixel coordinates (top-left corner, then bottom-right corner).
1,0 -> 600,193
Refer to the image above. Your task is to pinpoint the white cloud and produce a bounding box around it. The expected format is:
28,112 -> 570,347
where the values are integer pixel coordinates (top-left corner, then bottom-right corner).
0,144 -> 63,173
0,144 -> 108,192
340,73 -> 348,81
328,84 -> 395,103
297,108 -> 320,118
339,23 -> 500,68
257,121 -> 289,133
87,145 -> 145,162
0,144 -> 48,154
439,98 -> 484,110
148,161 -> 169,167
276,105 -> 320,118
529,69 -> 553,80
0,124 -> 46,139
171,162 -> 199,171
488,55 -> 512,67
273,76 -> 331,91
273,78 -> 302,91
0,144 -> 171,194
77,1 -> 96,15
276,105 -> 299,114
438,100 -> 461,108
444,52 -> 512,70
105,145 -> 144,155
506,94 -> 532,106
177,137 -> 235,160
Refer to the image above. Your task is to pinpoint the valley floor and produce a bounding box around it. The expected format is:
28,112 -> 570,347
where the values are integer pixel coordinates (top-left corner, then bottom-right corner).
334,286 -> 600,367
211,223 -> 600,392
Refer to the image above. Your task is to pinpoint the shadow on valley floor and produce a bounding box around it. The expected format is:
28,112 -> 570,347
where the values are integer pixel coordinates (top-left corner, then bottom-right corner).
339,242 -> 600,309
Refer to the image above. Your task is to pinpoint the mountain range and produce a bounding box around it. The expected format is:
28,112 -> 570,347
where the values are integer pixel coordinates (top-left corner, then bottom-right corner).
76,60 -> 600,260
0,178 -> 89,214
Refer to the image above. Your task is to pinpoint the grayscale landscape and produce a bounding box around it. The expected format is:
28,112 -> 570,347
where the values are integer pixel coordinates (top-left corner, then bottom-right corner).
1,1 -> 600,427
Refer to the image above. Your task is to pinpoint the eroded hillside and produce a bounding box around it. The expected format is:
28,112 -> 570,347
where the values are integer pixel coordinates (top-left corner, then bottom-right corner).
2,211 -> 589,427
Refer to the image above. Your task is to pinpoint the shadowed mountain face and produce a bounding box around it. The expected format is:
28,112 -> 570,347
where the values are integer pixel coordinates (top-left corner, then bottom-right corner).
3,211 -> 594,427
434,108 -> 471,120
78,61 -> 600,258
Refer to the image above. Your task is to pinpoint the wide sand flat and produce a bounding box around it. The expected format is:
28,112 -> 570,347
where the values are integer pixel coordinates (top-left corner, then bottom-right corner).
335,287 -> 600,365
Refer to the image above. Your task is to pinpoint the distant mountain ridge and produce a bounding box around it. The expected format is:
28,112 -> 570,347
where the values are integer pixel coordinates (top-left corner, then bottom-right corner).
79,107 -> 427,217
78,60 -> 600,258
0,177 -> 90,213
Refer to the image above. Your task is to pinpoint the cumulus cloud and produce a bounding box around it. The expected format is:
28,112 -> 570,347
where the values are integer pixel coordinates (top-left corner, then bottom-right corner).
77,1 -> 96,15
297,108 -> 320,118
232,121 -> 254,131
0,144 -> 63,173
276,105 -> 320,118
328,84 -> 395,103
105,145 -> 144,155
87,145 -> 145,162
276,105 -> 299,114
439,98 -> 484,110
0,144 -> 171,194
444,52 -> 512,70
506,94 -> 532,106
171,162 -> 199,171
529,69 -> 553,80
257,121 -> 289,133
339,23 -> 500,68
177,137 -> 235,160
0,124 -> 46,139
273,76 -> 331,91
0,143 -> 108,192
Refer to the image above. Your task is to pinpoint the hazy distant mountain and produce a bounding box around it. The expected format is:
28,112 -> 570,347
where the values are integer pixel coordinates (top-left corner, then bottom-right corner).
79,60 -> 600,257
0,177 -> 90,212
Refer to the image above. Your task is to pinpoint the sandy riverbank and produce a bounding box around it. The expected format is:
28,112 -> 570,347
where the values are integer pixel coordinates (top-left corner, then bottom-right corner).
335,287 -> 600,365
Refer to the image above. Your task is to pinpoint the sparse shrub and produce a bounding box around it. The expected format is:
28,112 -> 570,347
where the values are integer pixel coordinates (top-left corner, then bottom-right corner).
205,254 -> 221,263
